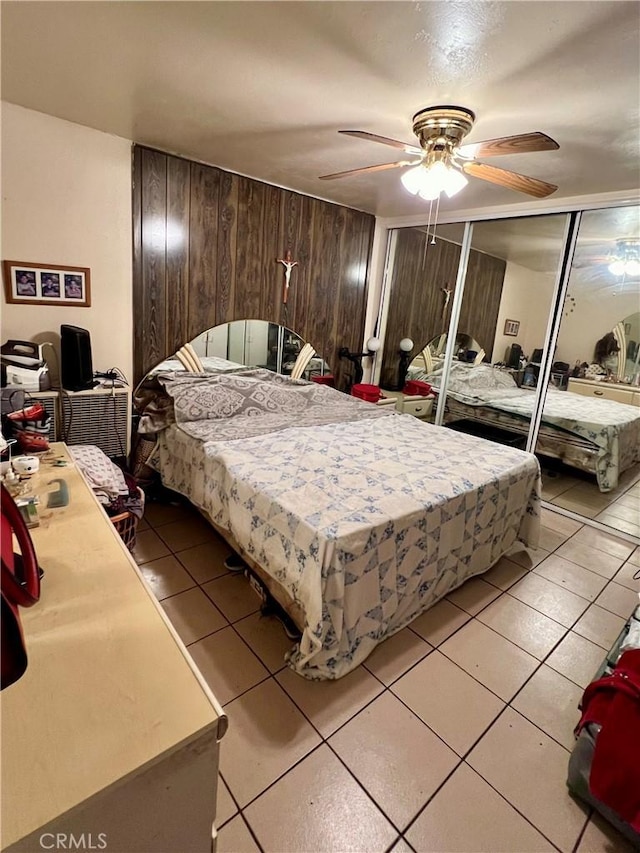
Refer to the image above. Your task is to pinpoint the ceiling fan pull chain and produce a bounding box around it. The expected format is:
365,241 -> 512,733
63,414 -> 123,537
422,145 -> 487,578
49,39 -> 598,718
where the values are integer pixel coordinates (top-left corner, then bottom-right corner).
430,193 -> 441,245
422,199 -> 434,268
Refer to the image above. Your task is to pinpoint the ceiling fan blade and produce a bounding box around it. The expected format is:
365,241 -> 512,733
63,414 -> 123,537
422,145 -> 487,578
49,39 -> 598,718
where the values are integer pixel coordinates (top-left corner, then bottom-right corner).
458,132 -> 559,159
339,130 -> 422,155
319,161 -> 412,180
463,161 -> 558,198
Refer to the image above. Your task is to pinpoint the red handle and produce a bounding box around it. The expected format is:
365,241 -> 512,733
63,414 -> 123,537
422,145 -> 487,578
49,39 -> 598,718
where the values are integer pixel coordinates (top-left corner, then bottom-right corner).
1,484 -> 41,607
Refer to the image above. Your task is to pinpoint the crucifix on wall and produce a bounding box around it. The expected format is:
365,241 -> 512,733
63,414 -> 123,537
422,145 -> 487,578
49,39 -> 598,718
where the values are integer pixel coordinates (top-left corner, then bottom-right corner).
277,249 -> 298,325
440,283 -> 453,320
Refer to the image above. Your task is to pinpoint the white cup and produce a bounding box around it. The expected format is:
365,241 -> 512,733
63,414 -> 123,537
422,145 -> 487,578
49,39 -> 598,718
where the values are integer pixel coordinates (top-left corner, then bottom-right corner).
13,455 -> 40,476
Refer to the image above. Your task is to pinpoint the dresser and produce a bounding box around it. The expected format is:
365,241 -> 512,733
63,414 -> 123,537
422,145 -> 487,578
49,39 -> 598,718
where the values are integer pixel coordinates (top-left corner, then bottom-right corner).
1,444 -> 227,852
567,378 -> 640,407
379,390 -> 435,419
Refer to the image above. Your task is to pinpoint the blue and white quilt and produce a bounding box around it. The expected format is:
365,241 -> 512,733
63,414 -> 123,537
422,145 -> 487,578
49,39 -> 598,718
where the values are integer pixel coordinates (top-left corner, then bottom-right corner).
147,371 -> 541,679
409,363 -> 640,492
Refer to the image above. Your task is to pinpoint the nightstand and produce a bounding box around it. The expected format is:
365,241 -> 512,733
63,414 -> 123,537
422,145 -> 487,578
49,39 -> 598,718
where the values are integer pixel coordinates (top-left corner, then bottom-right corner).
379,391 -> 435,419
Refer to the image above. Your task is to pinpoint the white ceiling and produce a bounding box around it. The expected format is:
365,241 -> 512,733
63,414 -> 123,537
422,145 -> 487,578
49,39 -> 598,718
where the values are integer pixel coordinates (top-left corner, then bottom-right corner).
2,1 -> 639,219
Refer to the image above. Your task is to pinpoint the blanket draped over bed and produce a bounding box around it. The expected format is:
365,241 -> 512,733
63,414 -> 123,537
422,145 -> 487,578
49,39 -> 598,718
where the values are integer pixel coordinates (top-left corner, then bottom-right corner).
142,369 -> 541,679
408,362 -> 640,492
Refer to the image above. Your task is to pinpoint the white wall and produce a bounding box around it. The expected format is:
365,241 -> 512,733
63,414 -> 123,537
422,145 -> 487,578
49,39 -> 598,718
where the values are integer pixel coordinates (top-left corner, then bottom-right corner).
555,290 -> 640,367
1,103 -> 133,384
492,261 -> 557,363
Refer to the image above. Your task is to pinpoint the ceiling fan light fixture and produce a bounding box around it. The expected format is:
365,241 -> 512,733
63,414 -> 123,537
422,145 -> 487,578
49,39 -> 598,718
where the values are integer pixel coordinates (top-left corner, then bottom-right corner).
607,240 -> 640,277
608,259 -> 626,276
400,160 -> 468,201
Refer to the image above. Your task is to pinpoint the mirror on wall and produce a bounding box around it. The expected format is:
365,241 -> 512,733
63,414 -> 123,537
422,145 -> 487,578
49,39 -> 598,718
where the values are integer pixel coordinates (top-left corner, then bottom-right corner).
535,205 -> 640,537
428,213 -> 570,450
147,320 -> 330,380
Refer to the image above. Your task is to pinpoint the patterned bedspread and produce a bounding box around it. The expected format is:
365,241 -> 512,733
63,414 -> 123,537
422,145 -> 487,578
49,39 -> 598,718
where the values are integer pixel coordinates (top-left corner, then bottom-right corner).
148,376 -> 541,679
409,363 -> 640,491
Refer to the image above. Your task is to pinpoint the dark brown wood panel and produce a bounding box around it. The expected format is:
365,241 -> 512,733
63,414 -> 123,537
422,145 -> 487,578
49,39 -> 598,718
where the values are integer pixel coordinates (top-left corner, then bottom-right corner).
166,156 -> 191,355
380,227 -> 505,388
132,145 -> 375,386
458,251 -> 506,357
139,148 -> 168,378
187,162 -> 220,340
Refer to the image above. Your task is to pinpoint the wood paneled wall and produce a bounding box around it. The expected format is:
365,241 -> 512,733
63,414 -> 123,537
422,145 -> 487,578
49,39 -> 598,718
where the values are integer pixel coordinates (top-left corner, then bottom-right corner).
132,146 -> 375,387
380,228 -> 506,388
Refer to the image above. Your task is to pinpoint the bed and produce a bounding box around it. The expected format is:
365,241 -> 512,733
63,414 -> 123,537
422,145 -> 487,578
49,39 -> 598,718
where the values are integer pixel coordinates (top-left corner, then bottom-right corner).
137,368 -> 541,679
407,362 -> 640,493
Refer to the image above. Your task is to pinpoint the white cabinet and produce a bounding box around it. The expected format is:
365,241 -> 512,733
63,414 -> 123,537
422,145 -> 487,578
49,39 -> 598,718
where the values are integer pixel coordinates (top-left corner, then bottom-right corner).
568,378 -> 640,407
1,444 -> 226,852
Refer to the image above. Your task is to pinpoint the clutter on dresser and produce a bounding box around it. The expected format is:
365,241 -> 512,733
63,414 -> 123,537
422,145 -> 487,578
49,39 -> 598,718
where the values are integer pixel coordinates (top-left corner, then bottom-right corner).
0,340 -> 51,391
68,445 -> 145,550
1,389 -> 51,454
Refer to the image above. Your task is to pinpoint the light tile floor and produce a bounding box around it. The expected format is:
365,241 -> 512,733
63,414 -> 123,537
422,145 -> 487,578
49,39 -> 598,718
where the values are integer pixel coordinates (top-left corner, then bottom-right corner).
134,500 -> 640,853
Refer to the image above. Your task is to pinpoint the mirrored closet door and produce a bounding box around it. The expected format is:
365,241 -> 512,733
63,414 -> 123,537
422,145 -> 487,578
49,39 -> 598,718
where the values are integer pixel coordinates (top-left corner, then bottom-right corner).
534,204 -> 640,537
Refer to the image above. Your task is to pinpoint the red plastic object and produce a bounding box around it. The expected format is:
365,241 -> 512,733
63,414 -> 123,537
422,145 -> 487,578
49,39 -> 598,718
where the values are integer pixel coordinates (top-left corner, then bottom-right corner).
7,403 -> 45,422
311,375 -> 335,387
403,380 -> 432,396
351,383 -> 382,403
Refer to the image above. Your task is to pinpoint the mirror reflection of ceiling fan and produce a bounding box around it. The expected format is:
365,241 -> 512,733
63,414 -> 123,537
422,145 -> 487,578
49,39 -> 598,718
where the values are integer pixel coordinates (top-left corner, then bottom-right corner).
573,238 -> 640,276
319,105 -> 559,200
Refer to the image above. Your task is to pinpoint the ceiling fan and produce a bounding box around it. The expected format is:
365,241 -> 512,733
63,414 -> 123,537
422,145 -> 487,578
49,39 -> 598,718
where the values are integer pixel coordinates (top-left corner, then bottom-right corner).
319,105 -> 559,200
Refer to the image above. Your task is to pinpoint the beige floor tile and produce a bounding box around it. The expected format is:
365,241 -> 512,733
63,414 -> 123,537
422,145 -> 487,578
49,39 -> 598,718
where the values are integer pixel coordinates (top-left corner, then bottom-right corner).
138,554 -> 196,600
406,762 -> 555,853
507,543 -> 550,569
220,679 -> 322,807
276,664 -> 384,738
477,595 -> 566,660
389,839 -> 414,853
534,554 -> 609,601
595,581 -> 640,618
445,577 -> 501,615
243,745 -> 397,852
576,812 -> 638,853
160,587 -> 227,645
508,572 -> 590,627
481,556 -> 528,590
538,524 -> 570,552
540,509 -> 583,538
439,620 -> 539,702
511,664 -> 583,751
468,708 -> 589,852
612,492 -> 640,511
555,538 -> 626,578
132,528 -> 171,564
573,604 -> 628,650
391,651 -> 504,756
202,573 -> 261,622
189,627 -> 268,705
143,500 -> 196,528
216,776 -> 238,827
155,514 -> 216,552
176,538 -> 232,584
216,815 -> 260,853
234,611 -> 294,674
553,495 -> 600,519
597,501 -> 640,526
545,631 -> 605,689
137,516 -> 150,532
629,547 -> 640,567
410,599 -> 470,647
555,484 -> 613,510
595,513 -> 640,538
614,558 -> 640,591
329,692 -> 458,831
363,628 -> 431,686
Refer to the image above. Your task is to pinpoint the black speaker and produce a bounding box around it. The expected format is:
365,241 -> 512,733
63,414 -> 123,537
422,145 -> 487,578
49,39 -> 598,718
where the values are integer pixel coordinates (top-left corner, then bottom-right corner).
506,343 -> 522,368
60,325 -> 95,391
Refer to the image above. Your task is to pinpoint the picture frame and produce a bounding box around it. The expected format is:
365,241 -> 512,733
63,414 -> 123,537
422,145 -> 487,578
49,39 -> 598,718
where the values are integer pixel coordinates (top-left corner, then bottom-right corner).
2,260 -> 91,307
504,319 -> 520,337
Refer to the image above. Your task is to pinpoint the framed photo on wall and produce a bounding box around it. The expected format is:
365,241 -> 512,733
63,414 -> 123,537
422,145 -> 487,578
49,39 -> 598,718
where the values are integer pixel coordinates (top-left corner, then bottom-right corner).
2,260 -> 91,307
504,319 -> 520,337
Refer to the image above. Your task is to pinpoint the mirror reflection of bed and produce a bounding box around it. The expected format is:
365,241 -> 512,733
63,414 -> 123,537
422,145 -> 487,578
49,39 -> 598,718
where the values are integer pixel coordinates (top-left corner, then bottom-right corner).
133,319 -> 542,679
385,203 -> 640,540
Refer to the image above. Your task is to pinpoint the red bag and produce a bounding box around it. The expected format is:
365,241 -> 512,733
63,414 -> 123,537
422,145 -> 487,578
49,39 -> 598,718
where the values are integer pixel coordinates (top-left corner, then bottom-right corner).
575,649 -> 640,832
1,484 -> 42,690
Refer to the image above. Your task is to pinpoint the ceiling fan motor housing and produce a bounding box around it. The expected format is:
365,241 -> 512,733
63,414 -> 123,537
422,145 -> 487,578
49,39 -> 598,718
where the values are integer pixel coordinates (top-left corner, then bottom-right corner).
412,105 -> 476,153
